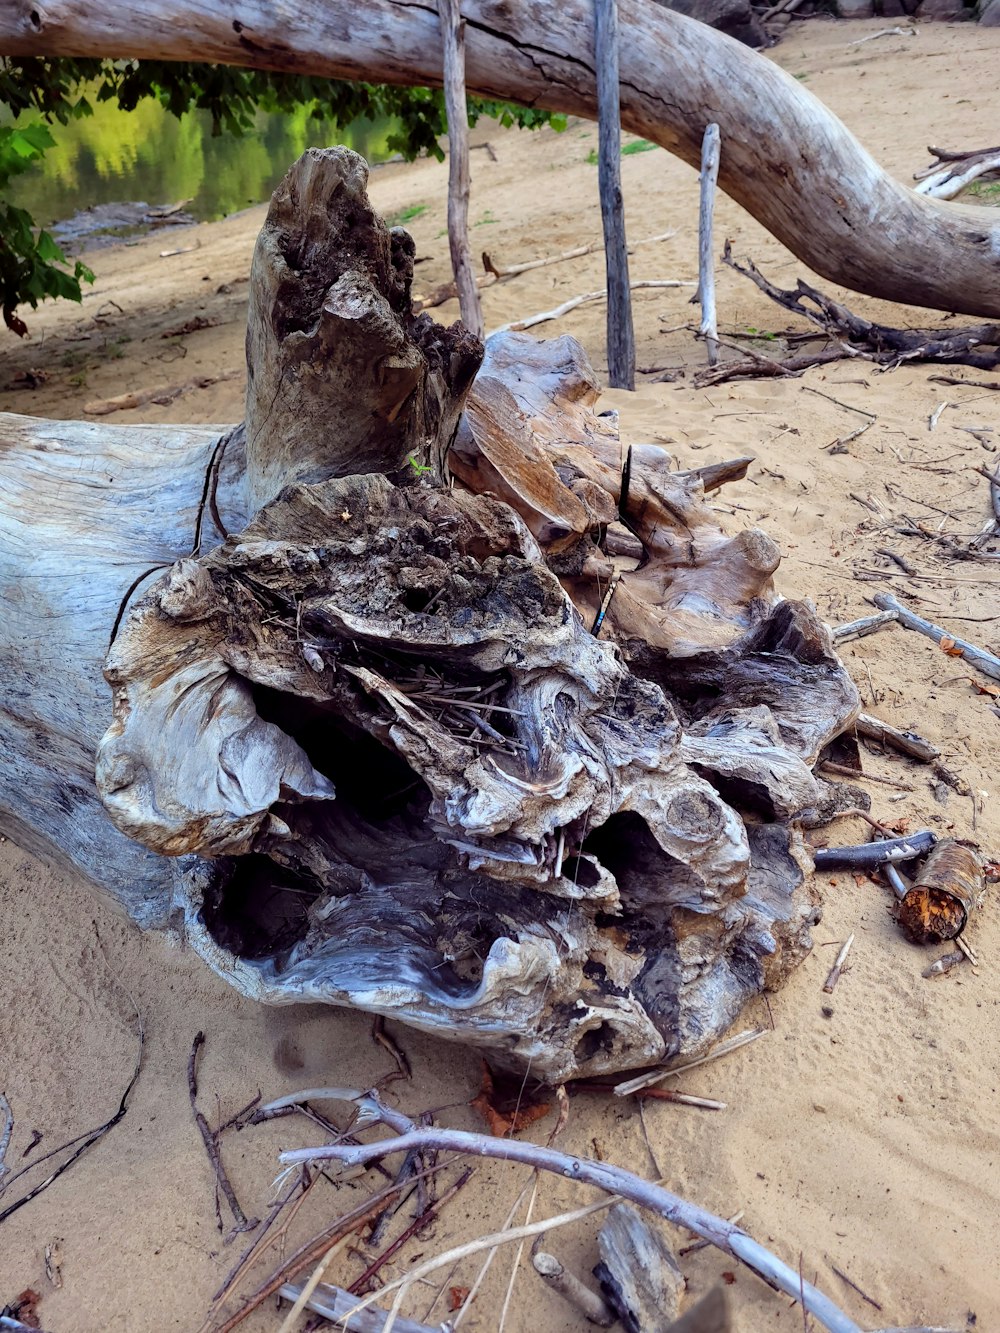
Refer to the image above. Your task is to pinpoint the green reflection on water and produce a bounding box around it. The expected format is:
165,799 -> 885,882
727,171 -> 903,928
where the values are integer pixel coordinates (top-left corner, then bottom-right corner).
7,93 -> 399,226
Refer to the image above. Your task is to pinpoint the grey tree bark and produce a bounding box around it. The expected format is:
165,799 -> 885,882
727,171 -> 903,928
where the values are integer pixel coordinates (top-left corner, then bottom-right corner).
595,0 -> 636,390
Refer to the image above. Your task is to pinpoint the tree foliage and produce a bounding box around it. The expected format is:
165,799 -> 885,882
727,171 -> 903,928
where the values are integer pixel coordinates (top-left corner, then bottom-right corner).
0,57 -> 566,334
0,120 -> 94,335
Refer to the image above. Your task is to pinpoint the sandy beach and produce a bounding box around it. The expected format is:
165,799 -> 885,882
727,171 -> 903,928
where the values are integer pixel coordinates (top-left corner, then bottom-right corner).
2,18 -> 999,1332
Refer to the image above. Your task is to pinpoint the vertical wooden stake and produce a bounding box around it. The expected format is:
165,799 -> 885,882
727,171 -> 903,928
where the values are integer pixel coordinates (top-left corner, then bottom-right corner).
439,0 -> 484,339
594,0 -> 635,390
695,123 -> 721,366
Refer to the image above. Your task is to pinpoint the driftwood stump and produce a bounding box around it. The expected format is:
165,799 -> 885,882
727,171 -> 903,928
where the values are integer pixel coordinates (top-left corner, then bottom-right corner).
2,149 -> 860,1081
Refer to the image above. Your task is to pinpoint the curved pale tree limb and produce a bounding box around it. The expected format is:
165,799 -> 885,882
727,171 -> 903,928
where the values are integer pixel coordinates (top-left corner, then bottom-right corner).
277,1091 -> 863,1333
2,0 -> 1000,316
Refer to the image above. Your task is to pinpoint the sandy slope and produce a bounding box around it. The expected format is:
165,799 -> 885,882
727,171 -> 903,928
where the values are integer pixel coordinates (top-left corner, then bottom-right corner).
2,18 -> 999,1332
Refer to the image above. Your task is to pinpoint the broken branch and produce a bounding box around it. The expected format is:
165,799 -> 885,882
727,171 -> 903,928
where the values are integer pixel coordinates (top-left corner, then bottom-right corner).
812,831 -> 936,871
873,592 -> 1000,684
854,713 -> 940,763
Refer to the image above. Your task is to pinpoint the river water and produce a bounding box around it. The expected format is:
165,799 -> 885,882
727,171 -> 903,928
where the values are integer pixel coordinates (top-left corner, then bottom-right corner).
9,94 -> 400,239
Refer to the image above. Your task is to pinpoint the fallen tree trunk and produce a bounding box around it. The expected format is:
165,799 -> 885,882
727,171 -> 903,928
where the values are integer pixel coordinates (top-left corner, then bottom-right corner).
2,0 -> 1000,317
0,149 -> 861,1081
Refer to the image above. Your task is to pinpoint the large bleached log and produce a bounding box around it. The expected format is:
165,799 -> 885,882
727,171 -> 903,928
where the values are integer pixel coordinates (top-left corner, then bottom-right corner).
3,0 -> 1000,316
0,149 -> 860,1080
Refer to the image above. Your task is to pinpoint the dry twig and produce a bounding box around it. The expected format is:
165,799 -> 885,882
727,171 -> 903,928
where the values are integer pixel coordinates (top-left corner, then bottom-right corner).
822,935 -> 855,993
0,988 -> 143,1227
278,1092 -> 863,1333
188,1033 -> 258,1238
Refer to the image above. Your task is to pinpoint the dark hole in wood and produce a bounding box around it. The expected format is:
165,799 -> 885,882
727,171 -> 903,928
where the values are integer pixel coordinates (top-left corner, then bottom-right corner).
583,810 -> 701,907
202,854 -> 321,961
252,682 -> 432,824
691,767 -> 777,822
574,1020 -> 617,1064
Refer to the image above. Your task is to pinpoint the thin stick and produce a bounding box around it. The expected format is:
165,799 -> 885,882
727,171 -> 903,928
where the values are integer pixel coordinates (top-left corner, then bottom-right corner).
348,1168 -> 474,1295
496,1176 -> 539,1333
0,994 -> 144,1227
854,713 -> 940,763
829,1263 -> 883,1312
873,592 -> 1000,684
848,25 -> 917,45
826,420 -> 874,453
817,760 -> 914,791
281,1113 -> 863,1333
491,280 -> 694,335
955,933 -> 979,967
486,229 -> 675,280
572,1082 -> 725,1110
418,230 -> 677,309
694,123 -> 721,366
188,1033 -> 257,1236
929,374 -> 1000,391
531,1251 -> 615,1326
832,610 -> 898,642
439,0 -> 483,337
634,1089 -> 726,1109
614,1027 -> 767,1096
822,934 -> 855,993
595,0 -> 635,388
206,1171 -> 311,1317
800,385 -> 877,419
816,808 -> 897,839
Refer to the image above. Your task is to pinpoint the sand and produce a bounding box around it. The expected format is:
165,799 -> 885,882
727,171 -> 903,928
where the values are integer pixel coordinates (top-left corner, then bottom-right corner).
2,18 -> 999,1333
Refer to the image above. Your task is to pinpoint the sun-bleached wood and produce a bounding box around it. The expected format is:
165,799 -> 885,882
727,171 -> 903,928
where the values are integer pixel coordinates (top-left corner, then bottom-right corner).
243,147 -> 482,509
694,123 -> 721,365
4,0 -> 1000,316
1,149 -> 861,1080
439,0 -> 484,338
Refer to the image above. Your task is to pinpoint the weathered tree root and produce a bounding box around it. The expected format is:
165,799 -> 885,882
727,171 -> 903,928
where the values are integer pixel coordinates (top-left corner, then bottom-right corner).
2,148 -> 862,1080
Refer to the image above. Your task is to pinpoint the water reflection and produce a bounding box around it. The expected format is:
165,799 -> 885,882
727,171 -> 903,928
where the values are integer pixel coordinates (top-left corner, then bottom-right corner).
8,93 -> 400,228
